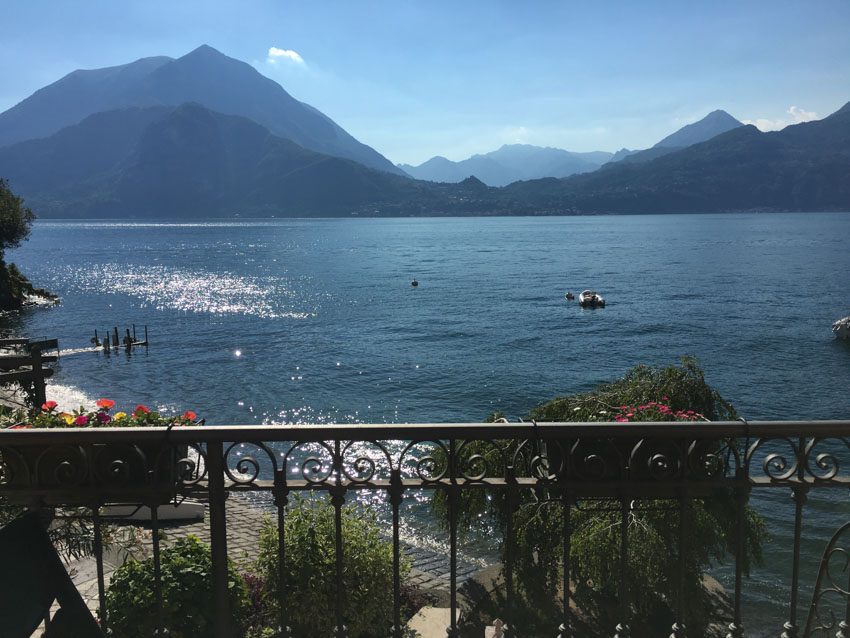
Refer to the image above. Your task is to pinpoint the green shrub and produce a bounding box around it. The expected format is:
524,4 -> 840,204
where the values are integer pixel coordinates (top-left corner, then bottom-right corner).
436,357 -> 768,634
254,495 -> 410,637
104,535 -> 249,638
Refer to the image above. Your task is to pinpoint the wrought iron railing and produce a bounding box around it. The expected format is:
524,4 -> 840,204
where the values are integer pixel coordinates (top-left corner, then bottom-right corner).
2,420 -> 850,637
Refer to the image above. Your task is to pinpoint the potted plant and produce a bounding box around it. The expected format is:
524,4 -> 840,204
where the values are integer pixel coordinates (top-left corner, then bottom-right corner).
0,399 -> 200,503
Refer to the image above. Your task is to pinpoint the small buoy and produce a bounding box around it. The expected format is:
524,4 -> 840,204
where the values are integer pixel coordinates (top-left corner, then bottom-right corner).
411,280 -> 419,287
565,291 -> 574,300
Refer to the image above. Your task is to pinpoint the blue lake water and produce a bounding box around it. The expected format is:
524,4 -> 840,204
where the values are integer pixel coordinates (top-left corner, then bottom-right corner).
5,212 -> 850,632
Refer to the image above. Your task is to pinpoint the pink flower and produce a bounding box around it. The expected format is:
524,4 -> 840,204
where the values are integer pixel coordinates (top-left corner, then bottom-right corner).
661,397 -> 669,401
74,415 -> 89,426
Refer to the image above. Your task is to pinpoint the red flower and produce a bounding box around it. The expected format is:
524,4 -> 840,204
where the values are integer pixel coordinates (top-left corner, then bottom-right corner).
42,400 -> 58,411
134,405 -> 150,416
182,411 -> 196,421
74,415 -> 89,426
11,424 -> 31,429
96,412 -> 111,424
96,398 -> 115,409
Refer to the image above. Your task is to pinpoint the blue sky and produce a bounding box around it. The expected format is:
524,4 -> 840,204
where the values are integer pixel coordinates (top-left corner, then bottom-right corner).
2,0 -> 848,165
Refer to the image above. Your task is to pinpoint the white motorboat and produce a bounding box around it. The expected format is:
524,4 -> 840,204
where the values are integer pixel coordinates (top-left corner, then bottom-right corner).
833,316 -> 850,339
579,290 -> 605,308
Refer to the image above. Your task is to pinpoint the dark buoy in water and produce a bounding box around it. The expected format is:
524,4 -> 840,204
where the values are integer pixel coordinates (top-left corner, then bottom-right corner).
411,279 -> 419,287
565,291 -> 574,300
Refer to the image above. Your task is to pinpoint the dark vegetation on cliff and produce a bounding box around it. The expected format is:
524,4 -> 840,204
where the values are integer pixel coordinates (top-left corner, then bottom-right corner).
0,178 -> 52,311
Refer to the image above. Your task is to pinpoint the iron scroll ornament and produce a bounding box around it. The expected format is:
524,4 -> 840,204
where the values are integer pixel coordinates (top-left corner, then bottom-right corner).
804,520 -> 850,636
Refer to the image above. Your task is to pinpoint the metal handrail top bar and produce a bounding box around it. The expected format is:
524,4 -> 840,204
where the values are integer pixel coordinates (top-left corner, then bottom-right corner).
2,420 -> 850,444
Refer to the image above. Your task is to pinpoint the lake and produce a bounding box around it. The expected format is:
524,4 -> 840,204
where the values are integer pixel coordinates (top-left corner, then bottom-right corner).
5,212 -> 850,632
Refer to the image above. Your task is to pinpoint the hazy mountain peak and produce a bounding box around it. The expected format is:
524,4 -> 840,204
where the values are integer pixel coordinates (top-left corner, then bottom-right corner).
832,100 -> 850,116
0,46 -> 403,175
401,143 -> 613,185
186,44 -> 223,56
459,175 -> 487,188
653,110 -> 743,148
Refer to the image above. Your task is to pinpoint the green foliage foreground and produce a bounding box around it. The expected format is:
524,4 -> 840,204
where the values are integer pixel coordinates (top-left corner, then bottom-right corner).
105,535 -> 249,638
440,357 -> 768,635
254,495 -> 410,637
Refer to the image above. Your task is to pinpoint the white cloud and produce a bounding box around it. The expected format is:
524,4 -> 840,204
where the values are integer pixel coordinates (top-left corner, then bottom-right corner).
743,106 -> 818,132
267,47 -> 304,65
742,117 -> 786,131
788,106 -> 817,123
502,125 -> 530,144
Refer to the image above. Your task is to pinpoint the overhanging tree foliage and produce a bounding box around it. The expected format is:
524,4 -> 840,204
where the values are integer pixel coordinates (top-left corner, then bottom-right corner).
0,178 -> 34,259
436,357 -> 767,635
0,178 -> 53,311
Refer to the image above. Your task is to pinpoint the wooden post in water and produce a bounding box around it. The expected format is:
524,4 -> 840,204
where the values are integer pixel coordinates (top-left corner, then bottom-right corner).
30,348 -> 47,408
93,329 -> 99,346
124,329 -> 132,351
103,329 -> 110,353
112,327 -> 119,347
145,326 -> 149,345
132,324 -> 136,341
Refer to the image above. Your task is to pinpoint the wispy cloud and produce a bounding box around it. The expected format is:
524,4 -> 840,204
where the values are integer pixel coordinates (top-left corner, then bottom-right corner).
788,106 -> 817,123
502,125 -> 530,144
744,106 -> 818,131
267,47 -> 304,65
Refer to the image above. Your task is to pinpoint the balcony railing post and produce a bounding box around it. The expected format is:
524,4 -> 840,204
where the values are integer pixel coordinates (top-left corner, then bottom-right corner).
389,467 -> 405,638
670,488 -> 688,638
206,439 -> 232,638
558,487 -> 572,638
447,437 -> 460,638
504,463 -> 518,638
273,467 -> 291,638
331,439 -> 349,638
614,491 -> 631,638
90,502 -> 109,633
782,479 -> 809,638
726,437 -> 750,638
149,496 -> 165,636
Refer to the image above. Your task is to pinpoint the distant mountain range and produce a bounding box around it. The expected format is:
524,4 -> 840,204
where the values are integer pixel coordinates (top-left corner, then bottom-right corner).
0,45 -> 403,176
500,102 -> 850,214
0,45 -> 847,217
0,103 -> 432,217
399,110 -> 744,186
399,145 -> 613,186
609,109 -> 744,166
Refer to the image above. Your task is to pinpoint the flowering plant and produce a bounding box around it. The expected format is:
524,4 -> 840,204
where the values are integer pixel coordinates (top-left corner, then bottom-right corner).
7,399 -> 200,429
612,396 -> 706,422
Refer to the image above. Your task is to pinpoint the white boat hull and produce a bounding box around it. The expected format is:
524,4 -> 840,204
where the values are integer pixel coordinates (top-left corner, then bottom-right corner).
579,290 -> 605,308
834,316 -> 850,339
